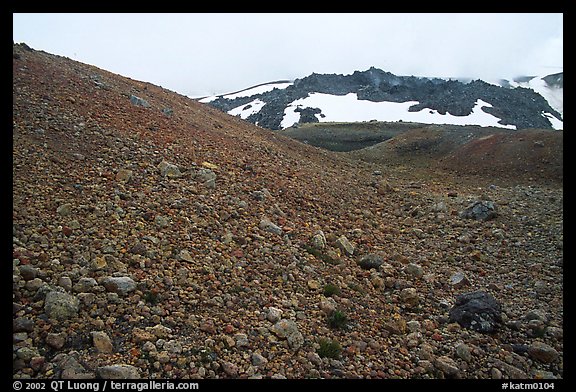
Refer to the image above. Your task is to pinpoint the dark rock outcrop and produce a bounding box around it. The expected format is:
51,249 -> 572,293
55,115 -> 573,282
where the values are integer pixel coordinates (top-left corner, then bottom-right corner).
203,67 -> 562,130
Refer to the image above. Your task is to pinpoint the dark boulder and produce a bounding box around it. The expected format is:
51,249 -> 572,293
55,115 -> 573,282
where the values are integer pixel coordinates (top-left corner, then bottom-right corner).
459,200 -> 498,221
449,291 -> 502,333
358,254 -> 384,270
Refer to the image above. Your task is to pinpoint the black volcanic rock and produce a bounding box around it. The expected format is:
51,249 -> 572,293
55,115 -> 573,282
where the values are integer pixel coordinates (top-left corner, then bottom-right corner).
203,67 -> 562,130
294,107 -> 322,123
449,291 -> 503,333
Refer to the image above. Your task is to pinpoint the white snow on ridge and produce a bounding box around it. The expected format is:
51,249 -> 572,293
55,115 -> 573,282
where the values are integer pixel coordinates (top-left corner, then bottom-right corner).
223,82 -> 292,100
227,99 -> 266,119
529,78 -> 563,118
199,82 -> 293,103
542,112 -> 563,130
281,93 -> 516,130
509,76 -> 563,119
199,95 -> 218,103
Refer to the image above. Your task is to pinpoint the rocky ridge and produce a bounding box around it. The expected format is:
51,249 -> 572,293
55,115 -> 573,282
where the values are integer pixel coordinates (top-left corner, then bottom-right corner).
13,43 -> 563,380
203,67 -> 562,130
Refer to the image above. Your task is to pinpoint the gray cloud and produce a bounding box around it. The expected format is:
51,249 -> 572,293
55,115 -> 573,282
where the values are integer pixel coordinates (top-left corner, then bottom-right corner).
13,13 -> 563,97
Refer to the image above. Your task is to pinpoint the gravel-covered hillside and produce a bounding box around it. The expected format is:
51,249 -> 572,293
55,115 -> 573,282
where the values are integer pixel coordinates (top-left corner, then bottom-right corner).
13,43 -> 563,381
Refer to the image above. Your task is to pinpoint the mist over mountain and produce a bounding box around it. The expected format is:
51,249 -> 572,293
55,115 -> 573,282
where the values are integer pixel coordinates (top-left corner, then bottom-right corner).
200,67 -> 563,131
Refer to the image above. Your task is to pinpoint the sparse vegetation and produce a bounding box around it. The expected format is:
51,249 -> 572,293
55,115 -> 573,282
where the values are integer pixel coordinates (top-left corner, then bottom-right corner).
317,338 -> 342,359
143,290 -> 160,305
327,310 -> 349,329
323,283 -> 341,297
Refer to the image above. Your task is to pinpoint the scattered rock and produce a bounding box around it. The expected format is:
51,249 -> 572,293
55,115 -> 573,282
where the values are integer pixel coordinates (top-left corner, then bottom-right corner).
455,343 -> 472,362
449,271 -> 470,288
527,341 -> 559,363
13,317 -> 34,332
102,276 -> 136,296
459,200 -> 498,221
158,160 -> 181,178
435,355 -> 460,377
336,235 -> 354,256
129,95 -> 150,108
44,291 -> 80,320
178,249 -> 194,263
96,364 -> 140,379
116,169 -> 132,183
19,265 -> 38,280
310,230 -> 327,250
405,263 -> 424,278
271,319 -> 304,350
11,45 -> 564,380
259,218 -> 283,235
400,287 -> 419,308
57,203 -> 73,216
251,352 -> 268,367
358,253 -> 383,270
266,307 -> 283,323
46,333 -> 66,350
91,331 -> 114,353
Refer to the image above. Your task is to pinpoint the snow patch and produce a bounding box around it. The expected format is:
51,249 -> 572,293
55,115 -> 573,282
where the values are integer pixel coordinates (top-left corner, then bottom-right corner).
281,106 -> 302,129
542,112 -> 563,130
280,93 -> 516,129
227,99 -> 266,119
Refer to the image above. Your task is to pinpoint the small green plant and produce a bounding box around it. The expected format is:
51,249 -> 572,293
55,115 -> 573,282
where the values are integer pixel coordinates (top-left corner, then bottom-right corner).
317,338 -> 342,359
323,283 -> 341,297
327,310 -> 348,329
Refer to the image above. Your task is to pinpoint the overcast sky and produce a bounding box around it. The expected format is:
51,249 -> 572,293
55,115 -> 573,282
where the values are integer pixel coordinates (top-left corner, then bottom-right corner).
13,13 -> 563,98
